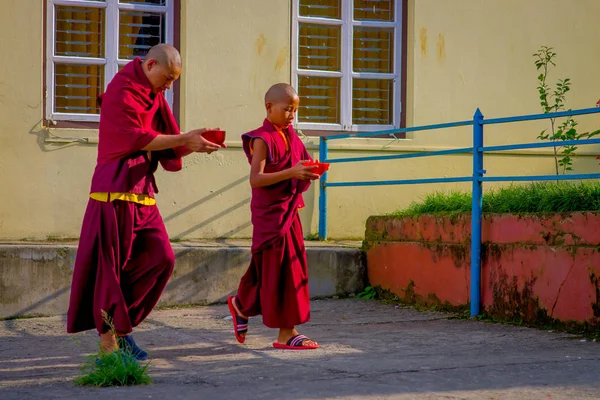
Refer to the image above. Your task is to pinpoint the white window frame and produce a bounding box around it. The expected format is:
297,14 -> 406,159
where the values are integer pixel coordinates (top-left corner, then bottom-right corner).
45,0 -> 175,123
291,0 -> 403,132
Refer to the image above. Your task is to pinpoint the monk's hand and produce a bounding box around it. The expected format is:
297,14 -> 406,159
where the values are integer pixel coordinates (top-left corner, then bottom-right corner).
183,128 -> 221,153
291,161 -> 320,181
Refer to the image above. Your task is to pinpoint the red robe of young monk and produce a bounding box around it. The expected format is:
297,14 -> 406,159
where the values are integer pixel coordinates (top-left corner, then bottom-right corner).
235,119 -> 313,328
67,58 -> 184,335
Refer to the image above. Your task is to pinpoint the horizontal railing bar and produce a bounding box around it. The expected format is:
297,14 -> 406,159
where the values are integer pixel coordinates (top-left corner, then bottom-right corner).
325,176 -> 472,187
483,107 -> 600,125
482,173 -> 600,182
326,120 -> 473,140
325,147 -> 473,164
481,138 -> 600,152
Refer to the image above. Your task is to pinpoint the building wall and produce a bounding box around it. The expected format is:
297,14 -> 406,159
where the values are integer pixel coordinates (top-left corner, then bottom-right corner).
0,0 -> 599,241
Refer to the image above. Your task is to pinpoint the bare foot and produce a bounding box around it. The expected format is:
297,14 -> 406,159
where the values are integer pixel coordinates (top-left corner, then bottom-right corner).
99,331 -> 118,353
277,328 -> 319,348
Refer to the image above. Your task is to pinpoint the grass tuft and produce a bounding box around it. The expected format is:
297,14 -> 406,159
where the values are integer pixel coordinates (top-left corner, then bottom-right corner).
391,182 -> 600,216
74,310 -> 152,387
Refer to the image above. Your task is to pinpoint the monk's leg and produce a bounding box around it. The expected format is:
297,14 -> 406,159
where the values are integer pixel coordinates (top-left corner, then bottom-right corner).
262,215 -> 317,348
120,204 -> 175,328
67,199 -> 104,335
99,331 -> 119,353
105,204 -> 173,360
67,200 -> 135,340
232,255 -> 264,340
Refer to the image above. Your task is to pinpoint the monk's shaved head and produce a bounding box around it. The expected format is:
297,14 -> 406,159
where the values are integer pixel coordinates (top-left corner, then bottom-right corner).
142,44 -> 182,93
144,43 -> 182,70
264,83 -> 300,128
265,83 -> 298,104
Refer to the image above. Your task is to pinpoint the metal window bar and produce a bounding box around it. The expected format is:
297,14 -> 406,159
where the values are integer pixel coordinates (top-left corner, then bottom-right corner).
318,106 -> 600,318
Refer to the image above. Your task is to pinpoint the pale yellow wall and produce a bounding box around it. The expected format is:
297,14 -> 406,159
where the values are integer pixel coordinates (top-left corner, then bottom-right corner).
158,0 -> 294,240
0,0 -> 294,241
324,0 -> 600,237
407,0 -> 600,145
0,0 -> 96,240
1,0 -> 599,241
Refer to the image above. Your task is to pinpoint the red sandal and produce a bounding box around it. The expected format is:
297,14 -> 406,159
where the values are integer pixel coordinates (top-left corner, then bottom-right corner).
227,296 -> 248,344
273,334 -> 319,350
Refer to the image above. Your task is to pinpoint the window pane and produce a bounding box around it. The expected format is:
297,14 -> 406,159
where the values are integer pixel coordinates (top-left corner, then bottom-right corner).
119,10 -> 165,60
298,76 -> 340,124
353,27 -> 393,73
120,0 -> 166,4
352,79 -> 393,125
298,23 -> 340,71
54,64 -> 104,114
55,6 -> 105,58
299,0 -> 340,19
354,0 -> 394,22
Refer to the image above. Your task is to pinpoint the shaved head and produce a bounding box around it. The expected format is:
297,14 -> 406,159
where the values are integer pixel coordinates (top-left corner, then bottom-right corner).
264,83 -> 300,128
265,83 -> 298,104
144,43 -> 182,70
142,44 -> 182,94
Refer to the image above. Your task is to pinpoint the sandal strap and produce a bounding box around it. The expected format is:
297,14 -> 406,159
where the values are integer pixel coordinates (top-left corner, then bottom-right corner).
287,334 -> 311,347
236,315 -> 248,332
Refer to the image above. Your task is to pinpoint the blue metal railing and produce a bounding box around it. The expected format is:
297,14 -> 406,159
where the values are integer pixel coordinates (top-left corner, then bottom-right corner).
318,107 -> 600,317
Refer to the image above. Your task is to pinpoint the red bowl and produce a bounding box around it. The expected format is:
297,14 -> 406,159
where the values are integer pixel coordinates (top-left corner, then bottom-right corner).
303,161 -> 330,176
202,130 -> 227,148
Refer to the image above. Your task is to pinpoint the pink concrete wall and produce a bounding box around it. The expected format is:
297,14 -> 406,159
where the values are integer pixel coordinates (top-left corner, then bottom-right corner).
365,213 -> 600,324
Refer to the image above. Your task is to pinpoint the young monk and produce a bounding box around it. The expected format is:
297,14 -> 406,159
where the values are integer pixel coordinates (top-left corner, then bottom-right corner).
228,83 -> 321,350
67,44 -> 221,360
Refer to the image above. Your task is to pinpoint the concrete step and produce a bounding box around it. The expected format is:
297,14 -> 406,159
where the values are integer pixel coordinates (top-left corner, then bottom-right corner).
0,241 -> 366,319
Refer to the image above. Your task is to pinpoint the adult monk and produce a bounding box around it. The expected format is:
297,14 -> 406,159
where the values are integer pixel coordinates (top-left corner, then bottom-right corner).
227,83 -> 321,350
66,44 -> 221,360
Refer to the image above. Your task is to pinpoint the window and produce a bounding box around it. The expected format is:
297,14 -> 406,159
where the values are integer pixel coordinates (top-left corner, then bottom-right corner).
45,0 -> 177,123
292,0 -> 405,132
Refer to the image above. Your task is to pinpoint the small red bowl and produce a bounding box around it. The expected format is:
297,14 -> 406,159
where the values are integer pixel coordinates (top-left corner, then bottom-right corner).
303,161 -> 330,176
202,130 -> 227,148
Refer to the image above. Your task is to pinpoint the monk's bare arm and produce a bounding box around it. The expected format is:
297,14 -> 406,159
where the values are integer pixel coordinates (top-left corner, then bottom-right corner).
249,138 -> 318,188
141,133 -> 187,151
142,129 -> 221,153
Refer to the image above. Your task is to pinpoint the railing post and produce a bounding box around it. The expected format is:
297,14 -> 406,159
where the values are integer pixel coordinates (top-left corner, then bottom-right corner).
318,136 -> 328,240
470,108 -> 484,317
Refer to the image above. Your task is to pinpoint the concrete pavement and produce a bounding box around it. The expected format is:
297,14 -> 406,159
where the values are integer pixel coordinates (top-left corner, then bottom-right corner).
1,299 -> 599,399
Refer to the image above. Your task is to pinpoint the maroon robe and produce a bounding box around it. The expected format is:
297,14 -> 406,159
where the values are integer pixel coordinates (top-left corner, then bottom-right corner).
67,58 -> 182,335
235,120 -> 313,328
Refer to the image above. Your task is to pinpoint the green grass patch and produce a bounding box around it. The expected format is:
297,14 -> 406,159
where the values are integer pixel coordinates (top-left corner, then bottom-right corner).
391,181 -> 600,216
304,232 -> 320,241
357,286 -> 377,300
75,350 -> 151,387
74,311 -> 151,387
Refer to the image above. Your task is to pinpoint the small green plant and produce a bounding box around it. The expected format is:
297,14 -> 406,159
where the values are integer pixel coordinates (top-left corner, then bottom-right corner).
533,46 -> 600,174
305,232 -> 320,241
74,310 -> 151,387
357,286 -> 377,300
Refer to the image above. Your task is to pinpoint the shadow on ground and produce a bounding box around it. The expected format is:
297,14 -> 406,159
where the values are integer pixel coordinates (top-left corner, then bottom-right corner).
1,299 -> 600,400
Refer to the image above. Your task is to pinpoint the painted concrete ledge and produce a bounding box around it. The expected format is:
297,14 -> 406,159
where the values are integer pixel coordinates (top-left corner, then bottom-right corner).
364,213 -> 600,325
0,240 -> 366,319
